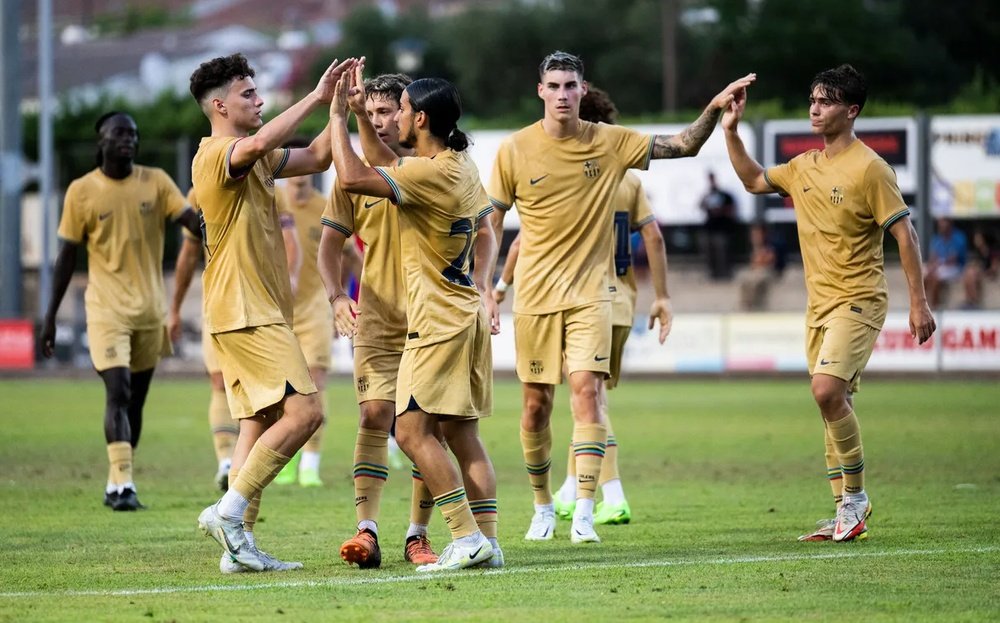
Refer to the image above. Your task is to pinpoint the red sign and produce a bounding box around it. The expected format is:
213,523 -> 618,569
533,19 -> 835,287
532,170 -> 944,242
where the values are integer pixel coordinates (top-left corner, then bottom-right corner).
0,320 -> 35,369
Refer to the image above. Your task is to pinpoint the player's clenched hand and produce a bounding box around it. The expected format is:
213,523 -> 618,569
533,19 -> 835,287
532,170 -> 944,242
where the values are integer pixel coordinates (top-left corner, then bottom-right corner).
483,293 -> 501,335
313,57 -> 356,104
347,57 -> 368,117
710,73 -> 756,113
332,294 -> 359,338
910,302 -> 936,345
649,297 -> 673,345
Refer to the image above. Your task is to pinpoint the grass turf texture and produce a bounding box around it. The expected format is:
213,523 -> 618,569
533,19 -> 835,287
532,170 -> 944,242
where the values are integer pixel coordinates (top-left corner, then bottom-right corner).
0,377 -> 997,622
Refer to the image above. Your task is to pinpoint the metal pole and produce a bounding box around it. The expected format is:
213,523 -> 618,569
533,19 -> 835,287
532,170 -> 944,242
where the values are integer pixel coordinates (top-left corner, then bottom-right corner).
38,0 -> 54,319
916,111 -> 931,257
661,0 -> 678,114
0,0 -> 22,317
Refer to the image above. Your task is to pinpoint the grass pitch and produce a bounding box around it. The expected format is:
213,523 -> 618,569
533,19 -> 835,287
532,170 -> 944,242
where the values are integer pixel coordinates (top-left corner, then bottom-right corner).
1,377 -> 998,622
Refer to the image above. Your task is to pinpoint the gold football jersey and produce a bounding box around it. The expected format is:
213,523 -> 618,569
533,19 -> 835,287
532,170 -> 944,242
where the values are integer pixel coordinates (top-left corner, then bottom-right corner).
765,139 -> 909,328
611,172 -> 656,327
191,137 -> 293,333
282,186 -> 328,320
489,120 -> 654,315
58,165 -> 187,328
322,181 -> 408,351
375,149 -> 493,347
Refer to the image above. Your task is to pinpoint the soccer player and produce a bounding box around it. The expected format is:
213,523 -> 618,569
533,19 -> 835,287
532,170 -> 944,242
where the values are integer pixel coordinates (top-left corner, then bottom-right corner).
169,189 -> 239,492
271,155 -> 335,488
489,50 -> 752,543
319,71 -> 447,569
41,111 -> 201,512
721,64 -> 936,542
189,52 -> 356,572
328,71 -> 502,572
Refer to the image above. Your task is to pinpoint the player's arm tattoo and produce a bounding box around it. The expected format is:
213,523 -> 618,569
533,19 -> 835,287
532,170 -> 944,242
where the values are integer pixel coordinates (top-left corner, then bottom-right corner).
652,107 -> 723,159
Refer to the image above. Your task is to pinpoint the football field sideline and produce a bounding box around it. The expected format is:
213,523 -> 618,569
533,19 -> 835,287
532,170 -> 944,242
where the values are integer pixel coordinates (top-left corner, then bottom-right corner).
4,545 -> 997,599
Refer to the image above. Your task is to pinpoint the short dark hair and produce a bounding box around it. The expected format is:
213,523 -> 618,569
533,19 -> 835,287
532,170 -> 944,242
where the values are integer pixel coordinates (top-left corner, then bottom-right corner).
811,64 -> 867,113
539,50 -> 584,80
579,87 -> 618,125
94,111 -> 136,166
365,73 -> 412,106
406,78 -> 470,152
189,53 -> 255,104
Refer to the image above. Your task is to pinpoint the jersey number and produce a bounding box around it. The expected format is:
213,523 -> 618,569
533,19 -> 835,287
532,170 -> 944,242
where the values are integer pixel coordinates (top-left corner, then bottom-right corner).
442,218 -> 475,287
613,211 -> 631,276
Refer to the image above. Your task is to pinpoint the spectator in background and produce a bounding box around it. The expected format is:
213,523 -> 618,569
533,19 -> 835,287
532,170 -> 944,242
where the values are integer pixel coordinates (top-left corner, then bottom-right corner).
737,222 -> 779,310
962,228 -> 999,309
699,171 -> 737,280
924,217 -> 968,308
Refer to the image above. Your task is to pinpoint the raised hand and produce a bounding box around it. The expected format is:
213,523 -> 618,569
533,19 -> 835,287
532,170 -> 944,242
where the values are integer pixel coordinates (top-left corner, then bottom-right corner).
330,71 -> 352,118
710,73 -> 756,113
312,58 -> 357,104
721,82 -> 749,132
347,57 -> 368,116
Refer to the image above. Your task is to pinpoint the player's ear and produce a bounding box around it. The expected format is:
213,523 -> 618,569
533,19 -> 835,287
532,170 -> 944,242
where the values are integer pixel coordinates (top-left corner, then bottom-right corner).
537,82 -> 545,100
581,80 -> 589,96
212,98 -> 226,116
847,104 -> 859,120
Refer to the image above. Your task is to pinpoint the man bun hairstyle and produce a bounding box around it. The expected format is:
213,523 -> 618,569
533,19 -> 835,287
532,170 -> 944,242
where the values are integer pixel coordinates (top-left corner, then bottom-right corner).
811,64 -> 868,113
189,53 -> 256,104
539,50 -> 585,80
405,78 -> 470,152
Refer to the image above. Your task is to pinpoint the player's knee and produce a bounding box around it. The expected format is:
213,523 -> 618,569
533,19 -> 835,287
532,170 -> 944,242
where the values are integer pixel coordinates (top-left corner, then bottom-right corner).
522,394 -> 552,420
359,402 -> 394,432
811,379 -> 846,413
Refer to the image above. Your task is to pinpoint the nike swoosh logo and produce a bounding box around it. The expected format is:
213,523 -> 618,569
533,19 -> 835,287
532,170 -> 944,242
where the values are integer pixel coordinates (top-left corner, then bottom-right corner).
819,359 -> 839,365
364,199 -> 381,209
98,211 -> 112,220
469,546 -> 484,560
530,175 -> 548,185
803,187 -> 812,193
220,528 -> 240,555
594,355 -> 609,362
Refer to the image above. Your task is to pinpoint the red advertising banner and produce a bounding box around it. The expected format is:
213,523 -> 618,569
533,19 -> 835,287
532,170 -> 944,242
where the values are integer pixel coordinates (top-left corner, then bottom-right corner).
0,320 -> 35,369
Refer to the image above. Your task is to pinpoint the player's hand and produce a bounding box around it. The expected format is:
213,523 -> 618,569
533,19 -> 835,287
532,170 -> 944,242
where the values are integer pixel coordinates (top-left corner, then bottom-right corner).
721,83 -> 749,132
312,57 -> 356,104
909,301 -> 936,345
332,293 -> 359,338
492,287 -> 506,304
330,72 -> 352,119
347,57 -> 368,117
167,309 -> 182,343
482,292 -> 501,335
710,73 -> 756,114
649,297 -> 673,345
40,318 -> 56,359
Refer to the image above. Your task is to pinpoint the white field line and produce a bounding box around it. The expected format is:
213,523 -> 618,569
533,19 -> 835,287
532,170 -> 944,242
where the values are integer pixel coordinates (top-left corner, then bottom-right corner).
2,545 -> 997,599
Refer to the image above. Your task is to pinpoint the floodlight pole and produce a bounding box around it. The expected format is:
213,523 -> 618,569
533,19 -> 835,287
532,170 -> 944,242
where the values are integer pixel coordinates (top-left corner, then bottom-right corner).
37,0 -> 55,319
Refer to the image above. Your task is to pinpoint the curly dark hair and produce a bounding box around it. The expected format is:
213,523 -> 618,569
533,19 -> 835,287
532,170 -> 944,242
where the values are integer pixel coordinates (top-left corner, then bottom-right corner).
579,87 -> 618,125
189,53 -> 256,104
811,64 -> 867,113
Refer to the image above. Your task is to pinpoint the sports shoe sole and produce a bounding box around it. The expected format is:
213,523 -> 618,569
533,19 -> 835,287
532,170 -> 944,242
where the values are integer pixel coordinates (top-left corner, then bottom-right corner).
340,541 -> 381,569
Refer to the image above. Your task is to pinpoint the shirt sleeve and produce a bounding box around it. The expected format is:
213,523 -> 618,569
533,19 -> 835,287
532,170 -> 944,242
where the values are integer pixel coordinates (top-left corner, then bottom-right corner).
321,180 -> 356,237
863,158 -> 909,230
157,169 -> 188,220
631,179 -> 655,231
264,147 -> 291,179
57,180 -> 88,243
374,156 -> 438,209
487,139 -> 516,211
764,159 -> 796,197
606,124 -> 655,171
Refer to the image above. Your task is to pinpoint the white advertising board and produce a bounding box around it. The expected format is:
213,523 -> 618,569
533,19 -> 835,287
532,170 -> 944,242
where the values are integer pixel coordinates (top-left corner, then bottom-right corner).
930,115 -> 1000,218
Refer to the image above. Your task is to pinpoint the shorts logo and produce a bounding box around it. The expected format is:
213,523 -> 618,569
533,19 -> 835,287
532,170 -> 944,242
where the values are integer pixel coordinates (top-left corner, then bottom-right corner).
98,211 -> 112,221
594,355 -> 609,362
105,346 -> 117,360
819,359 -> 839,365
583,160 -> 601,179
529,360 -> 544,375
830,186 -> 844,205
850,305 -> 863,314
364,199 -> 381,209
357,376 -> 370,394
529,174 -> 548,185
